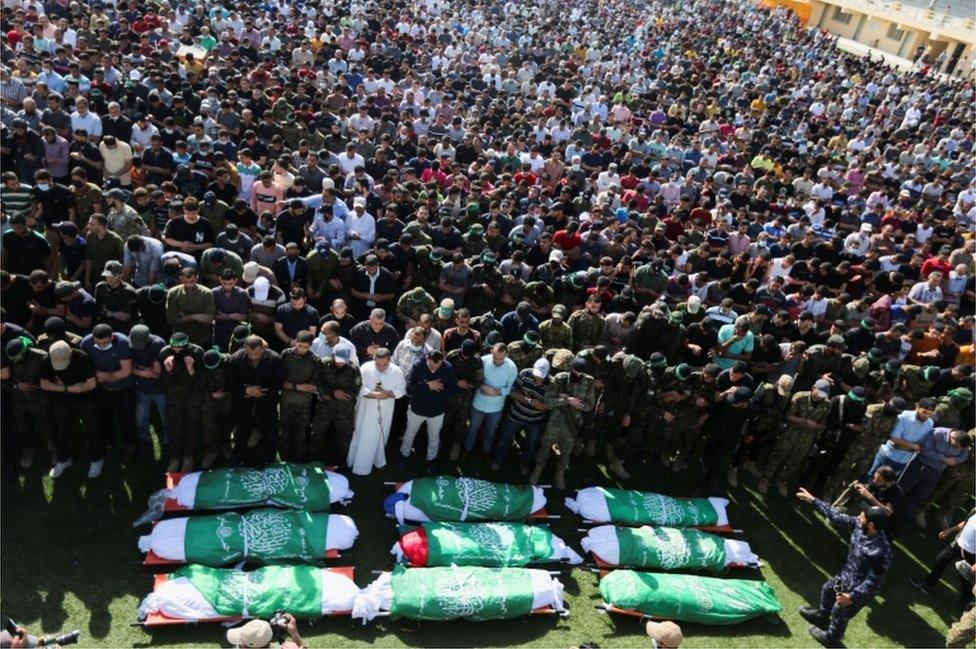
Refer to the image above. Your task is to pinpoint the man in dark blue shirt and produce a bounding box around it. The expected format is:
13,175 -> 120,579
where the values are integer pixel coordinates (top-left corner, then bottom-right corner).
80,323 -> 136,461
796,488 -> 892,647
500,302 -> 540,343
396,349 -> 457,471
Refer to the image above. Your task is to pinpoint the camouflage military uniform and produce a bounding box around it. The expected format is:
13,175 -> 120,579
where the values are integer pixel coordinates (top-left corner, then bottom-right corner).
741,382 -> 792,462
933,395 -> 967,429
568,309 -> 606,350
925,440 -> 974,522
396,287 -> 436,326
311,358 -> 362,462
617,363 -> 664,461
552,275 -> 587,312
823,402 -> 900,500
507,340 -> 543,371
415,256 -> 443,298
796,346 -> 845,392
539,318 -> 573,350
279,348 -> 321,462
535,371 -> 596,473
94,280 -> 139,333
598,354 -> 644,454
8,347 -> 50,451
524,281 -> 555,316
900,364 -> 935,404
761,390 -> 831,486
35,331 -> 83,351
160,343 -> 205,461
656,367 -> 699,461
442,348 -> 483,450
199,353 -> 232,455
466,263 -> 503,316
497,274 -> 525,315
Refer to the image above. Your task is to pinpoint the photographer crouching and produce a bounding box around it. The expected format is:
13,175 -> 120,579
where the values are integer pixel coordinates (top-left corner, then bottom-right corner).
226,613 -> 304,649
2,619 -> 79,647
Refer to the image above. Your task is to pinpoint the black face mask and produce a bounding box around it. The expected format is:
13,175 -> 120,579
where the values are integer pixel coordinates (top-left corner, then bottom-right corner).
570,371 -> 582,382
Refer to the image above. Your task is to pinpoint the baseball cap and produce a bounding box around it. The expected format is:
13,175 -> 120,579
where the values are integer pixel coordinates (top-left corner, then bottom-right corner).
102,260 -> 124,278
253,277 -> 270,301
54,280 -> 81,298
50,340 -> 72,371
353,196 -> 366,208
54,221 -> 79,237
551,304 -> 567,319
531,357 -> 550,378
226,620 -> 273,648
242,261 -> 260,283
129,324 -> 150,350
686,295 -> 701,314
826,334 -> 846,349
812,379 -> 831,398
646,620 -> 683,648
333,347 -> 351,364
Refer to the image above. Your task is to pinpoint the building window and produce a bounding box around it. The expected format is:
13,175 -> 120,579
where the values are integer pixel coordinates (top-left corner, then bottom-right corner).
885,23 -> 905,40
832,6 -> 853,24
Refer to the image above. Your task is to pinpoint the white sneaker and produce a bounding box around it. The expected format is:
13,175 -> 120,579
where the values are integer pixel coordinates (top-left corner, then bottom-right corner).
49,459 -> 73,478
87,459 -> 104,479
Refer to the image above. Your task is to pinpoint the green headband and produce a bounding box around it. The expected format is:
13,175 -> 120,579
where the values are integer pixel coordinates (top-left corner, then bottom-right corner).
9,336 -> 32,362
948,388 -> 973,401
846,390 -> 866,403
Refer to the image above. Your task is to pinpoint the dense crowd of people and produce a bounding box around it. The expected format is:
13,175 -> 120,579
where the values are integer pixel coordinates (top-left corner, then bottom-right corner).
0,0 -> 974,640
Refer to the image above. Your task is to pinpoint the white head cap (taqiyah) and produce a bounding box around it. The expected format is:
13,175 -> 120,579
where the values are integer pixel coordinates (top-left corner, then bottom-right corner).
226,620 -> 273,648
687,295 -> 701,314
252,276 -> 270,301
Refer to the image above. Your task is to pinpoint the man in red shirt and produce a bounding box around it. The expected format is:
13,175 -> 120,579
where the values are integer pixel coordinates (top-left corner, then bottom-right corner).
919,246 -> 952,280
552,220 -> 581,253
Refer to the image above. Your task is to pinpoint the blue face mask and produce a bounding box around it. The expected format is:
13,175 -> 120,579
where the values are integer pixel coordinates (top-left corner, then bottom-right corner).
36,183 -> 50,191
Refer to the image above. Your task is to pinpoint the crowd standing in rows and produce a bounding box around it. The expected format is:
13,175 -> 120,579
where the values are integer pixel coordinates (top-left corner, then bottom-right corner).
0,0 -> 974,643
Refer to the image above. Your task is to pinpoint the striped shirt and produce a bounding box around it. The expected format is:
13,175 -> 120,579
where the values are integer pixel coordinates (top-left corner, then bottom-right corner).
508,368 -> 550,424
0,183 -> 34,216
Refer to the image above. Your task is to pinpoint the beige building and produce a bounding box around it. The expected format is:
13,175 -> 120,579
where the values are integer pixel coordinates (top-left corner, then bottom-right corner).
761,0 -> 975,77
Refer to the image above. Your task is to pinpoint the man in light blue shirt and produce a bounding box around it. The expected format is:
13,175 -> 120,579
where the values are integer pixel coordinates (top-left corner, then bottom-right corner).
465,342 -> 517,455
865,398 -> 936,479
714,320 -> 754,369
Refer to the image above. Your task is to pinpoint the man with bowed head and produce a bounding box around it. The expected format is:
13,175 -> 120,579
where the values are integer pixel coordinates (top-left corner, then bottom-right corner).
348,347 -> 406,475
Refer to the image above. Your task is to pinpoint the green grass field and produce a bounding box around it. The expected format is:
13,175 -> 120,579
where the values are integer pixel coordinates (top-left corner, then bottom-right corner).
1,439 -> 969,648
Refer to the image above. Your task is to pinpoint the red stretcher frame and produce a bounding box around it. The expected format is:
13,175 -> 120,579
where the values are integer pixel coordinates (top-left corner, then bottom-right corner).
137,566 -> 356,627
390,482 -> 555,521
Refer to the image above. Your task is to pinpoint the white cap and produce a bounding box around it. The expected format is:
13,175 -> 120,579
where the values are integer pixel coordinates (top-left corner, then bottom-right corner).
687,295 -> 701,314
242,261 -> 260,283
252,276 -> 270,301
353,196 -> 367,208
549,249 -> 564,263
860,223 -> 873,232
531,358 -> 550,378
322,177 -> 335,190
226,620 -> 273,648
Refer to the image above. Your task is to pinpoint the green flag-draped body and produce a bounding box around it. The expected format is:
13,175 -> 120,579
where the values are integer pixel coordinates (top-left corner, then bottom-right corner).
408,476 -> 537,522
172,564 -> 332,618
389,565 -> 537,621
613,526 -> 727,572
412,522 -> 559,567
599,570 -> 782,625
578,487 -> 720,527
182,510 -> 329,565
191,463 -> 333,511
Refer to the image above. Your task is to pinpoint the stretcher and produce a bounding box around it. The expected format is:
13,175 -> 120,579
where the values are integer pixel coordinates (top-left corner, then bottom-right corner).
136,567 -> 356,627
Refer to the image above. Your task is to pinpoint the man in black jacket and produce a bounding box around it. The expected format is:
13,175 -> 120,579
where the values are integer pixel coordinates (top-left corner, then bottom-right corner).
226,335 -> 284,466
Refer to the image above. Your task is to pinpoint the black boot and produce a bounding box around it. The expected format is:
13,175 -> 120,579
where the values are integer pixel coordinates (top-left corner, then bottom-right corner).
798,606 -> 828,628
808,625 -> 841,647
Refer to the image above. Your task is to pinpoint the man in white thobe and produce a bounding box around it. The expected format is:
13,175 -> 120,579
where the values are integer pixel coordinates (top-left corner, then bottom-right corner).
348,347 -> 406,475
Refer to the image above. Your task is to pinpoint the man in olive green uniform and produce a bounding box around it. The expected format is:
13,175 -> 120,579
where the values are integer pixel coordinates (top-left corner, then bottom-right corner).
553,272 -> 588,312
933,388 -> 972,429
94,260 -> 139,333
734,375 -> 795,483
498,269 -> 526,315
795,336 -> 847,392
524,280 -> 556,319
444,339 -> 484,461
311,347 -> 361,464
199,348 -> 232,469
539,305 -> 573,350
306,240 -> 339,311
758,379 -> 832,497
822,397 -> 906,502
160,332 -> 205,472
600,351 -> 644,475
414,248 -> 443,297
613,353 -> 668,477
530,358 -> 596,489
279,331 -> 321,462
165,267 -> 216,347
654,362 -> 704,472
466,251 -> 503,316
568,295 -> 606,350
4,337 -> 49,467
507,330 -> 544,371
396,286 -> 436,329
900,364 -> 939,404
